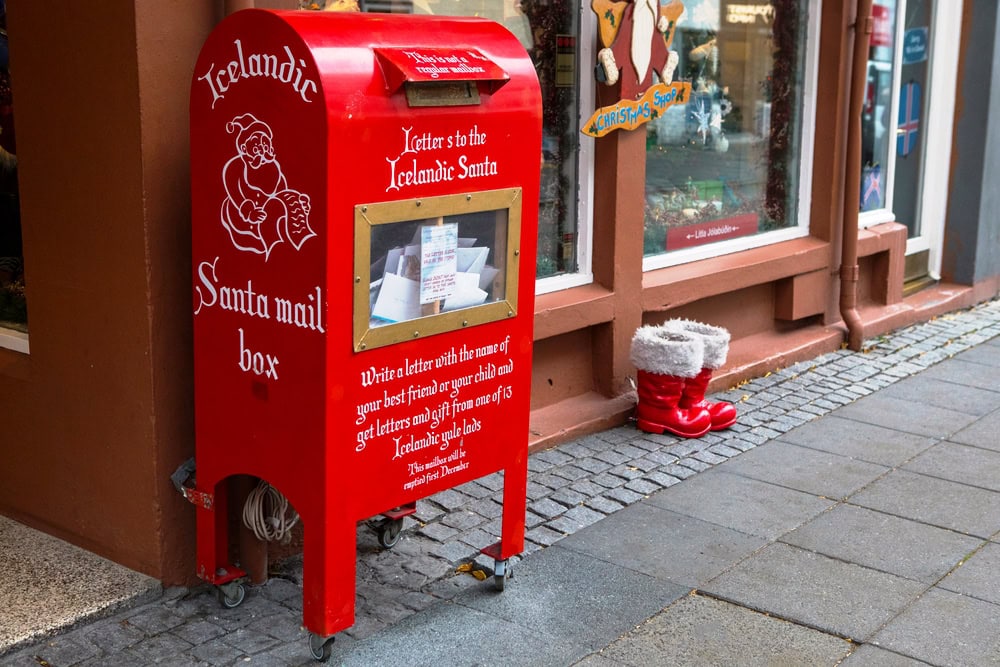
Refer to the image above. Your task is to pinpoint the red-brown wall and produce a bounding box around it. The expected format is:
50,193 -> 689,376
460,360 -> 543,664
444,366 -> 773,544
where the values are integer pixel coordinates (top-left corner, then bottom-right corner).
0,2 -> 218,584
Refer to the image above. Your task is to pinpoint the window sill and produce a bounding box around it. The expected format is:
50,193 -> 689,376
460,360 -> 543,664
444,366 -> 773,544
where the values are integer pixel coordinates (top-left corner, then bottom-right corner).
641,235 -> 830,311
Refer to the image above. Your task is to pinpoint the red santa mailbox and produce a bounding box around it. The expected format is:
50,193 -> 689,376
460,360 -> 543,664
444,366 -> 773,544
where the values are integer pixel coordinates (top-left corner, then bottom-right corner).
190,9 -> 541,660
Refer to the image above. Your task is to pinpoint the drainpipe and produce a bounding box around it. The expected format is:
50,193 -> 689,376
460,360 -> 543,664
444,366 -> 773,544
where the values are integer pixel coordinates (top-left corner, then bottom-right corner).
840,0 -> 873,352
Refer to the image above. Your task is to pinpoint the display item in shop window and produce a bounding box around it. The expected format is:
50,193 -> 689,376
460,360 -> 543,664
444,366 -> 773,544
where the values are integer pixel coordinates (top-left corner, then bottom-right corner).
861,163 -> 882,212
298,0 -> 360,11
220,114 -> 315,260
897,80 -> 921,158
688,37 -> 718,76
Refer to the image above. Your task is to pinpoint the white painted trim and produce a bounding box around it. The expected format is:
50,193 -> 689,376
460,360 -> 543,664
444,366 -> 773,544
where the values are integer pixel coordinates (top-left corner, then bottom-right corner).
919,0 -> 962,279
0,327 -> 28,354
536,269 -> 594,295
643,225 -> 810,271
795,0 -> 823,244
859,208 -> 897,229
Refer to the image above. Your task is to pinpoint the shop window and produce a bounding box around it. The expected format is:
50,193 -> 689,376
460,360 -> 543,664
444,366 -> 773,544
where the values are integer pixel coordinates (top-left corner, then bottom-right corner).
642,0 -> 816,268
302,0 -> 592,289
0,1 -> 24,339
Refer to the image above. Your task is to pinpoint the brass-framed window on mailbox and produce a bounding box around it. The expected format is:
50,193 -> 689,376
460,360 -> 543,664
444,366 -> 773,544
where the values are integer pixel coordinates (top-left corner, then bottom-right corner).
354,188 -> 521,352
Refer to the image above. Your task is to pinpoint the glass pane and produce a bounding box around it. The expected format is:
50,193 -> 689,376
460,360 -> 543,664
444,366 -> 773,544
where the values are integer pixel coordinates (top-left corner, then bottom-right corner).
860,0 -> 898,212
0,2 -> 25,332
644,0 -> 809,257
889,0 -> 932,238
367,210 -> 508,326
311,0 -> 583,280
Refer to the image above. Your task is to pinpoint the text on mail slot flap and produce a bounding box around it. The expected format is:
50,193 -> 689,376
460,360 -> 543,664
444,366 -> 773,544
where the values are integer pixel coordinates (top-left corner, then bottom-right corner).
375,47 -> 510,92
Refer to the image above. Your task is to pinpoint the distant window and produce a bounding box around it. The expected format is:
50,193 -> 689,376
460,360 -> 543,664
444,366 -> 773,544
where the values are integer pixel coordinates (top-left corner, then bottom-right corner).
0,0 -> 24,334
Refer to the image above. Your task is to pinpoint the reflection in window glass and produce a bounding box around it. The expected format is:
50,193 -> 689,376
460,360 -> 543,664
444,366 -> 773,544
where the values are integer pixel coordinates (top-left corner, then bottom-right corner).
643,0 -> 808,257
367,210 -> 507,326
305,0 -> 582,280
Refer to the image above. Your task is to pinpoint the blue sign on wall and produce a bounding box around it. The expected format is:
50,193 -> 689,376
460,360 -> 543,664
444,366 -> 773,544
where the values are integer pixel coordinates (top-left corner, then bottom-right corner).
903,27 -> 929,65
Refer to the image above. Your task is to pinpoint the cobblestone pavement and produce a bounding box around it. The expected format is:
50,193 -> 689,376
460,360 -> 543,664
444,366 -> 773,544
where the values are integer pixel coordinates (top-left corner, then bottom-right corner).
5,298 -> 1000,666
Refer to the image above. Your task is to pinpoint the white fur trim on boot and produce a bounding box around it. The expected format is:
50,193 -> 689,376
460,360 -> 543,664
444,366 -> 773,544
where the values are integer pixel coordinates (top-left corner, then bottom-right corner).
662,319 -> 730,369
630,326 -> 704,378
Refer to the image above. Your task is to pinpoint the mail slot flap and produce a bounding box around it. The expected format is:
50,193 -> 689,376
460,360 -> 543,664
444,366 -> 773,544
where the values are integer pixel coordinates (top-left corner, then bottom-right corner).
375,47 -> 510,94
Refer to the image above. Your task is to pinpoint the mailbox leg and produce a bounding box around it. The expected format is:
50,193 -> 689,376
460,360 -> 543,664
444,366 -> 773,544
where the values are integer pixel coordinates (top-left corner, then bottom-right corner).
301,515 -> 356,641
196,476 -> 248,608
481,459 -> 527,592
499,458 -> 527,558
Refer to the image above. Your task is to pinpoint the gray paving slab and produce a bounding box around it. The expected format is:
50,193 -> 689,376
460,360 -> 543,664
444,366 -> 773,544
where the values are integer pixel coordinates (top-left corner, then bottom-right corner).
776,416 -> 938,467
702,543 -> 926,641
919,356 -> 1000,391
646,470 -> 835,539
871,587 -> 1000,666
903,441 -> 1000,492
571,652 -> 627,666
849,468 -> 1000,538
455,544 -> 687,651
833,394 -> 980,438
950,408 -> 1000,452
716,440 -> 889,499
780,504 -> 982,584
876,376 -> 1000,416
953,342 -> 1000,366
937,542 -> 1000,605
597,593 -> 852,667
557,502 -> 766,588
841,644 -> 932,665
327,599 -> 589,666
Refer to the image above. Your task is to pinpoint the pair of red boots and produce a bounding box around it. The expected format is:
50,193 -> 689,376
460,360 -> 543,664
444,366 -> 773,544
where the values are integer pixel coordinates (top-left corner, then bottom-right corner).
630,320 -> 737,439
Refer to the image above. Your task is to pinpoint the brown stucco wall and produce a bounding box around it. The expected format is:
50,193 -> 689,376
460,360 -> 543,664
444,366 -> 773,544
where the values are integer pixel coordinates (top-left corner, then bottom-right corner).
135,2 -> 221,584
0,2 -> 218,584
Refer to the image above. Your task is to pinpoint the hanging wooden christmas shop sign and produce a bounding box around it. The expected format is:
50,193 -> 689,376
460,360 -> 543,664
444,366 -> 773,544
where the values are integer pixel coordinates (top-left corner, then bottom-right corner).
582,81 -> 691,137
582,0 -> 689,137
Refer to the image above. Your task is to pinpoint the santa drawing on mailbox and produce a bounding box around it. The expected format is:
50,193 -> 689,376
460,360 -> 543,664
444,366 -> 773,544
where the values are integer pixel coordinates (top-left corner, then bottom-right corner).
221,113 -> 315,259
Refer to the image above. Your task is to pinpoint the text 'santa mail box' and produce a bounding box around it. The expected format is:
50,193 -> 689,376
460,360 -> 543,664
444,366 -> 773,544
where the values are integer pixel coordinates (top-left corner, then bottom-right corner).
190,8 -> 541,657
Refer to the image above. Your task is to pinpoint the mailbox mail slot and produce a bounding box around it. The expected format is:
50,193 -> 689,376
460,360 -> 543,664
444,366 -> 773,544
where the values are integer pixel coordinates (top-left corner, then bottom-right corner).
190,8 -> 541,650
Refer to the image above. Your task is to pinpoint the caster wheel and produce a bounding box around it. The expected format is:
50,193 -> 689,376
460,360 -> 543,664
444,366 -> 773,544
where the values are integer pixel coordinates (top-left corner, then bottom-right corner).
217,582 -> 246,609
377,518 -> 403,549
309,633 -> 335,662
493,559 -> 510,592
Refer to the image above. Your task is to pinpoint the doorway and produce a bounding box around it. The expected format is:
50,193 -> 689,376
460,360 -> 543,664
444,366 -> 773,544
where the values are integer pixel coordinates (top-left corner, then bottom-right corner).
859,0 -> 963,292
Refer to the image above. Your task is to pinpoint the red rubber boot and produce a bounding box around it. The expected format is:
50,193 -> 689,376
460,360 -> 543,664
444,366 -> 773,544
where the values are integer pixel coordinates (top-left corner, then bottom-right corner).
635,370 -> 712,438
664,319 -> 738,431
679,367 -> 737,431
630,327 -> 711,439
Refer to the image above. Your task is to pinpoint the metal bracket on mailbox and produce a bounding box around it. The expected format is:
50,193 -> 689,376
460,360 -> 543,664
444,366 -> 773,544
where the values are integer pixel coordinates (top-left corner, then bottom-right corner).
171,458 -> 214,510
